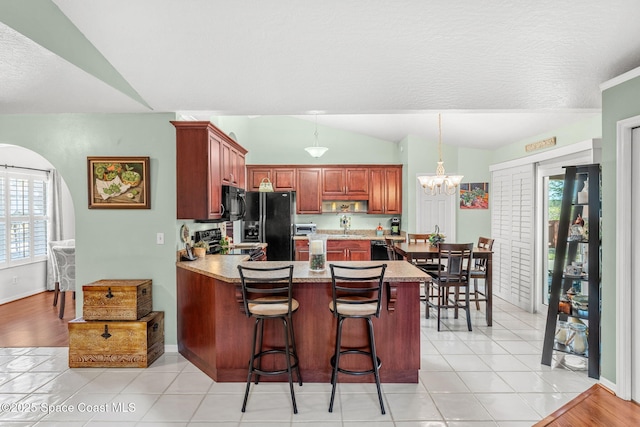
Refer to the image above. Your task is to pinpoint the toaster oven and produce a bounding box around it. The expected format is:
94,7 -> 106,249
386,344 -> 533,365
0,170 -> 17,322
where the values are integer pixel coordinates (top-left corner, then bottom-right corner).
294,223 -> 317,236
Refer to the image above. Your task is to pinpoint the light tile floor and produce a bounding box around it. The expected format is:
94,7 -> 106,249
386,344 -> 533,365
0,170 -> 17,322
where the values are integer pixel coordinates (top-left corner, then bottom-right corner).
0,297 -> 597,426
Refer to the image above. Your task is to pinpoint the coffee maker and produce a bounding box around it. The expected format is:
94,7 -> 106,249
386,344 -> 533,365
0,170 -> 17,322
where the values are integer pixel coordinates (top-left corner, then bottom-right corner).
390,217 -> 401,235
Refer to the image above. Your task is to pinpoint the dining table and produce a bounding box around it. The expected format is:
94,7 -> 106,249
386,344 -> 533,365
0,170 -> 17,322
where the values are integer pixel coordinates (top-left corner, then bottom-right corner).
393,242 -> 494,326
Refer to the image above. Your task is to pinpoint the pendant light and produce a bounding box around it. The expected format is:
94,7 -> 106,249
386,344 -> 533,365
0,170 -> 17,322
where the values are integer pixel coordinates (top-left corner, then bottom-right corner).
305,115 -> 329,158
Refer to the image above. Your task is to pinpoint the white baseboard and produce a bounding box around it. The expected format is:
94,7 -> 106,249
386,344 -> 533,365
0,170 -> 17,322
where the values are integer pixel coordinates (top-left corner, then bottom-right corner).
599,376 -> 618,396
164,344 -> 179,353
0,289 -> 46,305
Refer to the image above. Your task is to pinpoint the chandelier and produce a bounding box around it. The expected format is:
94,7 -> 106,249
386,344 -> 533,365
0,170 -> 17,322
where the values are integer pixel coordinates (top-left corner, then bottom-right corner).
417,113 -> 464,195
305,115 -> 329,158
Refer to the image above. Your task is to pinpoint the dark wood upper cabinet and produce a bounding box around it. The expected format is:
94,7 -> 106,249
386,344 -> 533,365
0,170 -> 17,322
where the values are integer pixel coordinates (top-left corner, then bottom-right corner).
173,121 -> 247,220
247,164 -> 402,215
322,167 -> 369,200
296,168 -> 322,214
247,166 -> 296,191
368,166 -> 402,214
221,141 -> 246,187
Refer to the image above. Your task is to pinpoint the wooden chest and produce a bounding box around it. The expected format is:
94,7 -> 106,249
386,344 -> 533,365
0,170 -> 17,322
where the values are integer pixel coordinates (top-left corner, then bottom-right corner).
83,279 -> 152,320
68,311 -> 164,368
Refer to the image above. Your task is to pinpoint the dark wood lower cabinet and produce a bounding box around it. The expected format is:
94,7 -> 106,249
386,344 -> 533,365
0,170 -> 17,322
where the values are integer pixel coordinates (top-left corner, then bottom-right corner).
177,267 -> 420,383
295,239 -> 371,261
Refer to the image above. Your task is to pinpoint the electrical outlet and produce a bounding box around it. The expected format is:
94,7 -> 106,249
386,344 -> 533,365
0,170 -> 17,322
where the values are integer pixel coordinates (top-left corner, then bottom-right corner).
156,232 -> 165,245
12,276 -> 18,285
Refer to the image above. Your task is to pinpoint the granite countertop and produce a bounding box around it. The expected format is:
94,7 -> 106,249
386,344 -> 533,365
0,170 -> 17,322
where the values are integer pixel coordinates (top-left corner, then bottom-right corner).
176,254 -> 428,284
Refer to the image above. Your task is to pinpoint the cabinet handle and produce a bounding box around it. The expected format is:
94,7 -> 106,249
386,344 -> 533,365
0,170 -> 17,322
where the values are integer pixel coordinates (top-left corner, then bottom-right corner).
101,325 -> 112,339
142,288 -> 147,295
153,322 -> 159,332
106,287 -> 114,299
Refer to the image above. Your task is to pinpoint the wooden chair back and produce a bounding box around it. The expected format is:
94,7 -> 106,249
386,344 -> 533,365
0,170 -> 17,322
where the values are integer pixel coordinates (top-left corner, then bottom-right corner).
434,243 -> 473,284
384,238 -> 398,260
474,237 -> 495,271
408,233 -> 430,244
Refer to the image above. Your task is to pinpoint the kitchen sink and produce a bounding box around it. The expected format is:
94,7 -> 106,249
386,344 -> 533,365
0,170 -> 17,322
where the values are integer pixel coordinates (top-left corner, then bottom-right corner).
330,234 -> 366,238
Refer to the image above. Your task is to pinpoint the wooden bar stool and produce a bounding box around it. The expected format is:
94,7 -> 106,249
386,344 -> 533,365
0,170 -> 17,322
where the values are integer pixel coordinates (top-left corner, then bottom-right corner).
328,263 -> 387,415
237,264 -> 302,414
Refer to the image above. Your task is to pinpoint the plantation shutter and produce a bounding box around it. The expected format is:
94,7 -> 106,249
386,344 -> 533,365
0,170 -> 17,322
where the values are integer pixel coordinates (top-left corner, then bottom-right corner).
491,164 -> 535,311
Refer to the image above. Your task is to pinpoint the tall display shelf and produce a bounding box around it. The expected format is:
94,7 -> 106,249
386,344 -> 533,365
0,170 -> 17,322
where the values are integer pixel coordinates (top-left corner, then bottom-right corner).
541,164 -> 601,379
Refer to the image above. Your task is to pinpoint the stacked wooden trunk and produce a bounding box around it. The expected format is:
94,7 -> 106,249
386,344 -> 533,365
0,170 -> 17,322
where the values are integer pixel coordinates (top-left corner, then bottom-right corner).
68,279 -> 164,368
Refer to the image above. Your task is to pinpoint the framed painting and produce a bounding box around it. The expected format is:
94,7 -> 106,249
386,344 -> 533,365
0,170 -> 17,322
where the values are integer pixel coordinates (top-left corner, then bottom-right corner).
459,182 -> 489,209
87,156 -> 150,209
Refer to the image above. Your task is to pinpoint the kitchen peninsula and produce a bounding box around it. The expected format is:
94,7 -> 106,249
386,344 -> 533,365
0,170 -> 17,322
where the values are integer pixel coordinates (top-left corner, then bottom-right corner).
176,255 -> 429,383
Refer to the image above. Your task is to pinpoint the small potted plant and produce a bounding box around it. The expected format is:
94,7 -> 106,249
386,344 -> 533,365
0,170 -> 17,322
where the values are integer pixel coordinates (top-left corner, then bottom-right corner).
428,225 -> 446,246
193,240 -> 209,258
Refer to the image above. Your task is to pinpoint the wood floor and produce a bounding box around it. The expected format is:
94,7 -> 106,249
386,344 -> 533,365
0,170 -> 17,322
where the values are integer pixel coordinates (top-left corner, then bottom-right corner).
0,291 -> 76,347
534,383 -> 640,427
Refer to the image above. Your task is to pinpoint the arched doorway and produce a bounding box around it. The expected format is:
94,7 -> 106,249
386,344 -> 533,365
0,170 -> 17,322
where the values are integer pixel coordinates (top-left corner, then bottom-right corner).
0,144 -> 75,346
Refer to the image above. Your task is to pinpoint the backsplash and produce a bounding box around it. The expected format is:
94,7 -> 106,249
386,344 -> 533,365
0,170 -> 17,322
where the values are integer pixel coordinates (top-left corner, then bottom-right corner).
295,214 -> 399,233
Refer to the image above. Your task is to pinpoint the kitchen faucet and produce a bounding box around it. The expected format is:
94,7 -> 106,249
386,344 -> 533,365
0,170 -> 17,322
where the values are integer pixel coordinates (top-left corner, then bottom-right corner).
340,215 -> 351,234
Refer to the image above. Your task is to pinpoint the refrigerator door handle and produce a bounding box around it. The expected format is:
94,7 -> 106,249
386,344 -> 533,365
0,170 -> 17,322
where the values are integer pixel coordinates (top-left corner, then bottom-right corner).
239,194 -> 247,220
259,193 -> 266,243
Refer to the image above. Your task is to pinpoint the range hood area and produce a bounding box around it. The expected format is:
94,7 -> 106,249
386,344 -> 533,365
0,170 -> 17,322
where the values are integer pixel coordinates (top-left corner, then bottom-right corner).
322,200 -> 368,213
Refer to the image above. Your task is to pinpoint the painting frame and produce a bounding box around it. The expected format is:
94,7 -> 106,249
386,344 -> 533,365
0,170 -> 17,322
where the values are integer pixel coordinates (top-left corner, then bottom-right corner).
87,156 -> 150,209
459,182 -> 489,210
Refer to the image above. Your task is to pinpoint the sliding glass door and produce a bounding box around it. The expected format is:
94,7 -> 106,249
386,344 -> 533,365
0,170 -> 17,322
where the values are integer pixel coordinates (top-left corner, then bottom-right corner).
542,173 -> 564,306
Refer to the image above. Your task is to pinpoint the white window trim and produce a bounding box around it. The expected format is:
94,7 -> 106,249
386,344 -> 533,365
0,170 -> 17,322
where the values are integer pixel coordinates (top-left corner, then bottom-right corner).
0,169 -> 49,269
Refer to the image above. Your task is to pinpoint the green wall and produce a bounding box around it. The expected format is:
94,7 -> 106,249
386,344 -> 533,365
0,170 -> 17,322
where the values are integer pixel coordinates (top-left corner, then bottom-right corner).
217,115 -> 402,166
456,148 -> 492,243
0,113 -> 179,344
492,116 -> 602,164
601,75 -> 640,383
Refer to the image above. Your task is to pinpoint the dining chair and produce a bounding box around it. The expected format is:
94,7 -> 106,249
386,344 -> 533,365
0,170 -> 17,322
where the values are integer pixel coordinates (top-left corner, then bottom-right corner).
407,233 -> 438,271
425,243 -> 473,331
49,239 -> 75,309
469,237 -> 494,310
50,245 -> 76,319
384,237 -> 399,261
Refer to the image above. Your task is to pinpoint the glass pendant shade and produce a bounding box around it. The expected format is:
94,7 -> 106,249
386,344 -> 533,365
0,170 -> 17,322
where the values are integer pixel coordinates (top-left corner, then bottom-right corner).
304,146 -> 329,158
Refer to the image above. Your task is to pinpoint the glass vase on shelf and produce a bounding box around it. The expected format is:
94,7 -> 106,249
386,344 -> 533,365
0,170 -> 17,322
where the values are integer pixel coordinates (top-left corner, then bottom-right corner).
567,322 -> 588,355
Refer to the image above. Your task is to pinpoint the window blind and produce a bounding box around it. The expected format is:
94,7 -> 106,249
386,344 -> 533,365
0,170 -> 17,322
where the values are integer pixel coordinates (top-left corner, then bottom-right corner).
0,172 -> 48,267
491,164 -> 535,311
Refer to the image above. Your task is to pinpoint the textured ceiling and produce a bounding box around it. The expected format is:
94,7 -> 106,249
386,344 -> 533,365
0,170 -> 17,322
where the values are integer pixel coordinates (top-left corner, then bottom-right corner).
2,1 -> 639,148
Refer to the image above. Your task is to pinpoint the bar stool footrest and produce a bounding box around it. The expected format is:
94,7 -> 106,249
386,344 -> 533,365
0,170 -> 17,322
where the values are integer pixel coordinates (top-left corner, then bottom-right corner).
250,349 -> 299,377
330,349 -> 382,376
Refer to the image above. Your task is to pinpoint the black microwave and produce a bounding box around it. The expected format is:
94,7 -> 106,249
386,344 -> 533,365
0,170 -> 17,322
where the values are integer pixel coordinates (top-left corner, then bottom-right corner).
221,185 -> 246,221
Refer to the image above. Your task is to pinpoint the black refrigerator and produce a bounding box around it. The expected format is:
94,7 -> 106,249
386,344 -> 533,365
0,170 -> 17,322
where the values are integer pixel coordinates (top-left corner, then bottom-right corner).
242,191 -> 295,261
